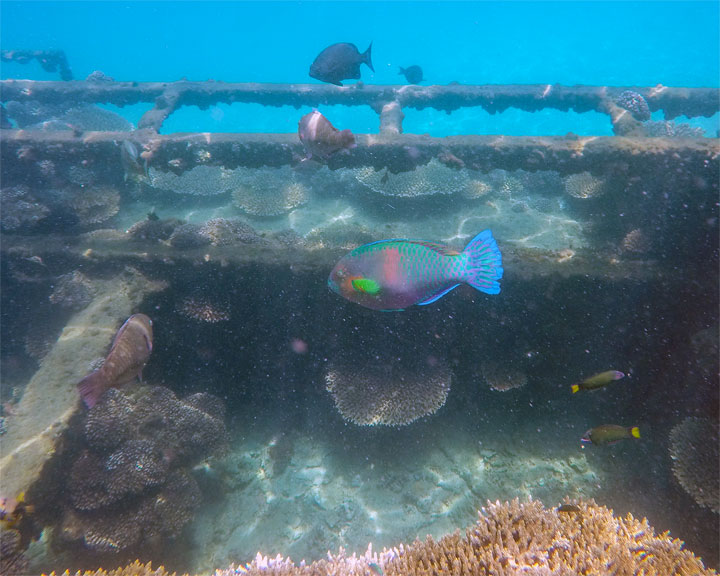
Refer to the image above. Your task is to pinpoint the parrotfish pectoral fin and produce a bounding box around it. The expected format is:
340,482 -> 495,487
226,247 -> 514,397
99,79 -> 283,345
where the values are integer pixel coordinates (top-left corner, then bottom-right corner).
417,284 -> 460,305
463,230 -> 503,295
77,370 -> 106,409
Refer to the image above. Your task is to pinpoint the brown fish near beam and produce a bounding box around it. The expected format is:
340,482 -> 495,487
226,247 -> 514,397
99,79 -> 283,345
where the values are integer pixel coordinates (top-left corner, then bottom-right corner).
77,313 -> 153,408
298,110 -> 356,160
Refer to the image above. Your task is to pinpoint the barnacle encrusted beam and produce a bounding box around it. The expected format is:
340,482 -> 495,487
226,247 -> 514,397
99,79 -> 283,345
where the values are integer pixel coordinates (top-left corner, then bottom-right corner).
0,50 -> 73,80
1,130 -> 717,177
1,80 -> 718,120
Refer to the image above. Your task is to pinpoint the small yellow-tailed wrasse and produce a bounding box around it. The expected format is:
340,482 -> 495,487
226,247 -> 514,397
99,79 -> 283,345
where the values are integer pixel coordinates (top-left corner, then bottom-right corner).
571,370 -> 624,393
582,425 -> 640,445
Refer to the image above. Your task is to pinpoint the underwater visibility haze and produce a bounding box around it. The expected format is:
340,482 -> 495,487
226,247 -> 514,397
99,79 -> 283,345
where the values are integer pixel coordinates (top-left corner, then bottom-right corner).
0,1 -> 719,575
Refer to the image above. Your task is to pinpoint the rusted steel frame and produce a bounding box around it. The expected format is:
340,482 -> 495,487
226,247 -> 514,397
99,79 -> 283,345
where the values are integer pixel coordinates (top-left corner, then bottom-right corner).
2,130 -> 718,177
0,50 -> 73,80
1,80 -> 717,131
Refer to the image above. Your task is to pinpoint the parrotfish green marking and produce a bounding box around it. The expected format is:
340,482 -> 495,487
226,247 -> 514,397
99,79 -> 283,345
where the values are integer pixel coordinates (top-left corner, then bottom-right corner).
328,230 -> 503,311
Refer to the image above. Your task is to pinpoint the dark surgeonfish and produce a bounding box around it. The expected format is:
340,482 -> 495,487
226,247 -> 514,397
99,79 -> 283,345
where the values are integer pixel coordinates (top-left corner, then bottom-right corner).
77,313 -> 153,408
309,42 -> 374,86
298,110 -> 356,159
399,65 -> 423,84
581,424 -> 640,445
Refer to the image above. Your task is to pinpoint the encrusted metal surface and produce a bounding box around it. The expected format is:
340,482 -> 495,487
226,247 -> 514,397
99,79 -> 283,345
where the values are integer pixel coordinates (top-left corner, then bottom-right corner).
2,129 -> 718,176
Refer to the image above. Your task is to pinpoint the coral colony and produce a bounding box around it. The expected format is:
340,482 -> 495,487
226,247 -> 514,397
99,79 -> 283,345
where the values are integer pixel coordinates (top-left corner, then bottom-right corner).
0,42 -> 718,576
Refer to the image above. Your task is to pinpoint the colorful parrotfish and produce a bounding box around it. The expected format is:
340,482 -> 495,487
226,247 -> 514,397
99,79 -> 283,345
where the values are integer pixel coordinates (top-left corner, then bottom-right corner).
328,230 -> 503,311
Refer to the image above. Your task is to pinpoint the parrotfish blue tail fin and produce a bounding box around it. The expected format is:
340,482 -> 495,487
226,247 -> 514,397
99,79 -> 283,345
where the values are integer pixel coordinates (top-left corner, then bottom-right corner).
363,42 -> 374,72
77,370 -> 105,409
463,230 -> 503,295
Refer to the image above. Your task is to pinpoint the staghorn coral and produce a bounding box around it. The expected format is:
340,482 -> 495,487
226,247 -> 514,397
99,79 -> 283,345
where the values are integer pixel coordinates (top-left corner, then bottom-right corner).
621,228 -> 650,254
65,185 -> 120,225
325,360 -> 451,426
227,499 -> 715,576
669,417 -> 719,513
563,171 -> 605,199
198,218 -> 264,246
126,217 -> 183,242
0,526 -> 28,576
482,362 -> 528,392
149,165 -> 239,196
644,120 -> 706,138
231,167 -> 309,216
167,223 -> 211,249
0,185 -> 50,232
352,159 -> 471,197
615,90 -> 651,121
71,499 -> 715,575
178,297 -> 230,323
57,385 -> 227,554
49,271 -> 98,310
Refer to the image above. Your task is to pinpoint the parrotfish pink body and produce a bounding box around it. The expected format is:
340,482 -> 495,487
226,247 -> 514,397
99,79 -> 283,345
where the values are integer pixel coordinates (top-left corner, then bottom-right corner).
328,230 -> 503,311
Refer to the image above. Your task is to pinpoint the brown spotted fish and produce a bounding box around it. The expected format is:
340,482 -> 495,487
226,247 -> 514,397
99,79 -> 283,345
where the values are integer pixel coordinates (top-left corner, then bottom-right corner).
298,110 -> 356,159
77,313 -> 153,408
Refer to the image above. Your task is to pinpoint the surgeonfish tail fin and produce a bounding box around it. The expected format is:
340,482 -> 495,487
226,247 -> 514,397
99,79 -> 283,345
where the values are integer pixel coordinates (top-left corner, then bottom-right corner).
571,384 -> 580,394
463,230 -> 503,295
630,426 -> 641,439
363,42 -> 374,72
77,370 -> 106,409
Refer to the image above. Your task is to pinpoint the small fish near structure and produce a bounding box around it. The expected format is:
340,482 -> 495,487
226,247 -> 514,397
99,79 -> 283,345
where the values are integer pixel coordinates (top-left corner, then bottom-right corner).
77,313 -> 153,408
328,230 -> 503,311
571,370 -> 625,393
556,503 -> 582,514
298,110 -> 356,160
309,42 -> 374,86
399,65 -> 423,84
582,424 -> 640,446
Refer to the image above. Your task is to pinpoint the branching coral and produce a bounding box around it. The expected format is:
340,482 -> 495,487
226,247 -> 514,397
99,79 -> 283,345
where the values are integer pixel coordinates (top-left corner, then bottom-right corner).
325,360 -> 451,426
198,218 -> 263,246
352,159 -> 471,197
65,185 -> 121,226
615,90 -> 651,121
178,298 -> 230,323
231,167 -> 309,216
56,385 -> 227,554
669,417 -> 719,513
65,499 -> 716,575
0,185 -> 50,232
149,165 -> 238,196
563,171 -> 606,199
482,362 -> 528,392
621,228 -> 650,254
49,271 -> 97,310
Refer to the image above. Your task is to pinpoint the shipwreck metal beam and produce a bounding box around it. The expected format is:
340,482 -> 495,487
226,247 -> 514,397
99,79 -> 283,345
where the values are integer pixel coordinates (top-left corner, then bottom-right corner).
1,129 -> 718,177
1,81 -> 718,131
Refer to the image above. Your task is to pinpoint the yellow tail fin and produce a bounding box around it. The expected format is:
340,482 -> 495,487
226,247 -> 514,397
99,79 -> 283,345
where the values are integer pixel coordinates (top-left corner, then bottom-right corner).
630,426 -> 641,439
571,384 -> 580,394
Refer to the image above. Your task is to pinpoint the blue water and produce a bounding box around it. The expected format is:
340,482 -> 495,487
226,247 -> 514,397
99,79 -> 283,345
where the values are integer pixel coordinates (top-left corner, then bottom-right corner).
2,1 -> 719,136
